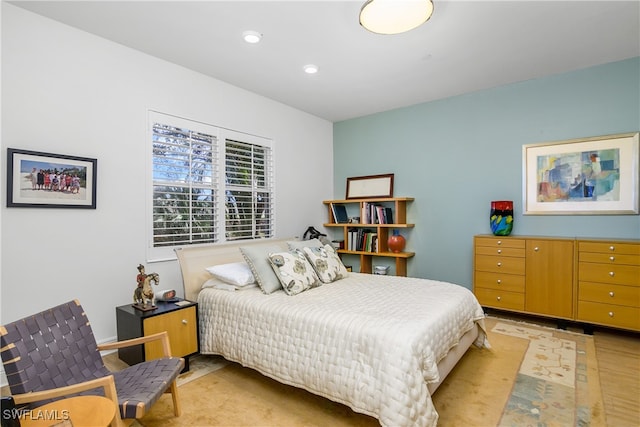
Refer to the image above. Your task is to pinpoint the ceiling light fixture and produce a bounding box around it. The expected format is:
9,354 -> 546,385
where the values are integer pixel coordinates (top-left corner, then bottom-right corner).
303,64 -> 319,74
242,30 -> 262,44
359,0 -> 434,35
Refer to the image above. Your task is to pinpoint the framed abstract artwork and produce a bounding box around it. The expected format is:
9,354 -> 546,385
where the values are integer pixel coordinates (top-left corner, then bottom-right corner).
522,132 -> 639,215
6,148 -> 97,209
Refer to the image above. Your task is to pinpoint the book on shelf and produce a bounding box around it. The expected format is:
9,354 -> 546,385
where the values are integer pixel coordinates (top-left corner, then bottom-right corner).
361,202 -> 394,224
351,229 -> 377,252
331,203 -> 349,224
384,207 -> 393,224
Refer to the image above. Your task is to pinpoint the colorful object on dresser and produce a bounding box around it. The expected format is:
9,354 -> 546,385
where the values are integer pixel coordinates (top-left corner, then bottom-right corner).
387,229 -> 406,253
133,263 -> 160,310
490,200 -> 514,236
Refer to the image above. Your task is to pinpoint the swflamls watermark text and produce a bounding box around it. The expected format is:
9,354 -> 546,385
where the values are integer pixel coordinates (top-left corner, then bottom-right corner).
2,407 -> 70,421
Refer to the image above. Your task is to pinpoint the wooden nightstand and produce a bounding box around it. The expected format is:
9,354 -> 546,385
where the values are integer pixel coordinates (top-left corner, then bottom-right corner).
116,299 -> 199,371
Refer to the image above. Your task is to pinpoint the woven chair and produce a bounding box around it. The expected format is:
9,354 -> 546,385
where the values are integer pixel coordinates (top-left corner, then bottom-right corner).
0,300 -> 184,426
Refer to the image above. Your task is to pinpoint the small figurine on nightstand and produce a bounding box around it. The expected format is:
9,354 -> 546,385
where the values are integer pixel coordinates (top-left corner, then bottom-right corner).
133,264 -> 160,311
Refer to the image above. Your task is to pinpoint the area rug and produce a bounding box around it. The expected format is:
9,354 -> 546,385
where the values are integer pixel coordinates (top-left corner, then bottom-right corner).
133,316 -> 604,427
493,321 -> 604,426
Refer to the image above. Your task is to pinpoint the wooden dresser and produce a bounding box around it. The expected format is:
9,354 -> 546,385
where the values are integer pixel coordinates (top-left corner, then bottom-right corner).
473,235 -> 640,332
576,239 -> 640,331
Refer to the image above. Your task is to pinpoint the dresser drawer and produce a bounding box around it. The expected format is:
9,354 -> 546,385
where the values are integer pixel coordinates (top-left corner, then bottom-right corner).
577,301 -> 640,331
578,262 -> 640,286
475,246 -> 525,258
579,241 -> 640,256
475,236 -> 525,249
474,288 -> 525,311
579,281 -> 640,307
579,251 -> 639,266
474,271 -> 525,293
475,255 -> 526,275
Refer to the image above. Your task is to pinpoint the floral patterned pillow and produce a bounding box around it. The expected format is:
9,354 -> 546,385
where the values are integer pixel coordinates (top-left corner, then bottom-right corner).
268,250 -> 320,295
302,244 -> 349,283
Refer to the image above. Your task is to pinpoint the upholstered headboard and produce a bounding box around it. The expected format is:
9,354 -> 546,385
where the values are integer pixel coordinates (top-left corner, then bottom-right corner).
175,238 -> 292,302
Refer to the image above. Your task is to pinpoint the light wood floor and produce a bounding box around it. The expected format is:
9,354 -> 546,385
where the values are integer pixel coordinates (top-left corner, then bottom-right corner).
490,311 -> 640,427
594,328 -> 640,426
6,316 -> 640,426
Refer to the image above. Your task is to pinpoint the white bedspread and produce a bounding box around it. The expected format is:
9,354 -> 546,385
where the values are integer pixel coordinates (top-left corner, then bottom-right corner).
198,272 -> 488,427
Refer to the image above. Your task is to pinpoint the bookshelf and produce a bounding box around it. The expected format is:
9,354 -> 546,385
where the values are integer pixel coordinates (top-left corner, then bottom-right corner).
323,197 -> 415,276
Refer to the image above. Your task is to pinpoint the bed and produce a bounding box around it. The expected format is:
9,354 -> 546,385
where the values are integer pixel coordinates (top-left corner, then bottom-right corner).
176,238 -> 489,427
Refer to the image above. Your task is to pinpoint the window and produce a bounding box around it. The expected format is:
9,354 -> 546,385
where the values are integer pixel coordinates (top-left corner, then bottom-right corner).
148,112 -> 274,260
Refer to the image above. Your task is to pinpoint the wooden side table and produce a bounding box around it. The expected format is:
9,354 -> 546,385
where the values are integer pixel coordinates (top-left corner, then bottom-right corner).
116,299 -> 199,370
19,395 -> 115,427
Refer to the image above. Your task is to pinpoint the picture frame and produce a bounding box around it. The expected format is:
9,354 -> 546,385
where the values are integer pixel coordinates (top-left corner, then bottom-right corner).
6,148 -> 97,209
346,173 -> 394,199
522,132 -> 639,215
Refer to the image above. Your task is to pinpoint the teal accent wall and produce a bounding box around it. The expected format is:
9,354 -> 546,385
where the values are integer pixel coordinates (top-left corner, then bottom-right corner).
333,57 -> 640,288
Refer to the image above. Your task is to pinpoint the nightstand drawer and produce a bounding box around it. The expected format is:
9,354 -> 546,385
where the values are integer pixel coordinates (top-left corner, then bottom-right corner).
475,255 -> 526,275
144,305 -> 198,360
474,271 -> 525,293
577,301 -> 640,331
474,288 -> 524,311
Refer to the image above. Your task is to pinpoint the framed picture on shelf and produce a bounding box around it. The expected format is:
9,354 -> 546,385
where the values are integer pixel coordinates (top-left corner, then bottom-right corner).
346,173 -> 394,199
6,148 -> 97,209
522,132 -> 639,215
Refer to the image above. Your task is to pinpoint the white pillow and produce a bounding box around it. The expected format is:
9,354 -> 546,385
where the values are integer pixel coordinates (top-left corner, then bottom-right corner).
205,262 -> 255,287
201,277 -> 258,292
201,277 -> 228,289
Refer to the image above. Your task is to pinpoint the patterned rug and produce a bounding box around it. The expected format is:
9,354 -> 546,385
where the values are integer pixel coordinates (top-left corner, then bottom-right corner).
492,321 -> 604,426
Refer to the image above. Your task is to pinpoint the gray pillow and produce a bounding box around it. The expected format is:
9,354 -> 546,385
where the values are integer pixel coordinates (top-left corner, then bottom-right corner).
287,238 -> 324,251
240,245 -> 284,294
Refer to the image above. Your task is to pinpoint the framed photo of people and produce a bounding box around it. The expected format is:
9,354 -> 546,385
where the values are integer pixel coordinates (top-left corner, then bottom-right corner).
6,148 -> 97,209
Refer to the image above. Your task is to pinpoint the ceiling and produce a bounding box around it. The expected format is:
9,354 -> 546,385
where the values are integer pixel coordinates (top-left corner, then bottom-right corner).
9,1 -> 640,122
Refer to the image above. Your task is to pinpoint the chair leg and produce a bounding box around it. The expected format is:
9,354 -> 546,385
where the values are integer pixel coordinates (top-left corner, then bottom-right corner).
169,380 -> 182,417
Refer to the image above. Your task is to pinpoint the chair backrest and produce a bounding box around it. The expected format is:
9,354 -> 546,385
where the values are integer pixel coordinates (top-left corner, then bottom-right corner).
0,300 -> 110,397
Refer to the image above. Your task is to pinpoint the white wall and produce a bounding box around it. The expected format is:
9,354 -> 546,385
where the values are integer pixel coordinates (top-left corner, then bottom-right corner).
1,4 -> 333,346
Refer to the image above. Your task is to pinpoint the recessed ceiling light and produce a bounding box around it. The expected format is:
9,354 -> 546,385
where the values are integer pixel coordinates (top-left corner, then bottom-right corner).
242,30 -> 262,44
360,0 -> 434,35
303,64 -> 319,74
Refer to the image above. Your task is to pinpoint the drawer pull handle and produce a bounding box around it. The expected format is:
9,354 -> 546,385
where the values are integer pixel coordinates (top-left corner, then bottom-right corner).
608,311 -> 614,317
609,256 -> 615,262
609,245 -> 615,251
497,279 -> 502,284
497,240 -> 502,245
534,247 -> 539,252
497,296 -> 501,301
497,249 -> 502,254
609,291 -> 615,297
497,262 -> 502,267
609,271 -> 615,277
182,319 -> 188,325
